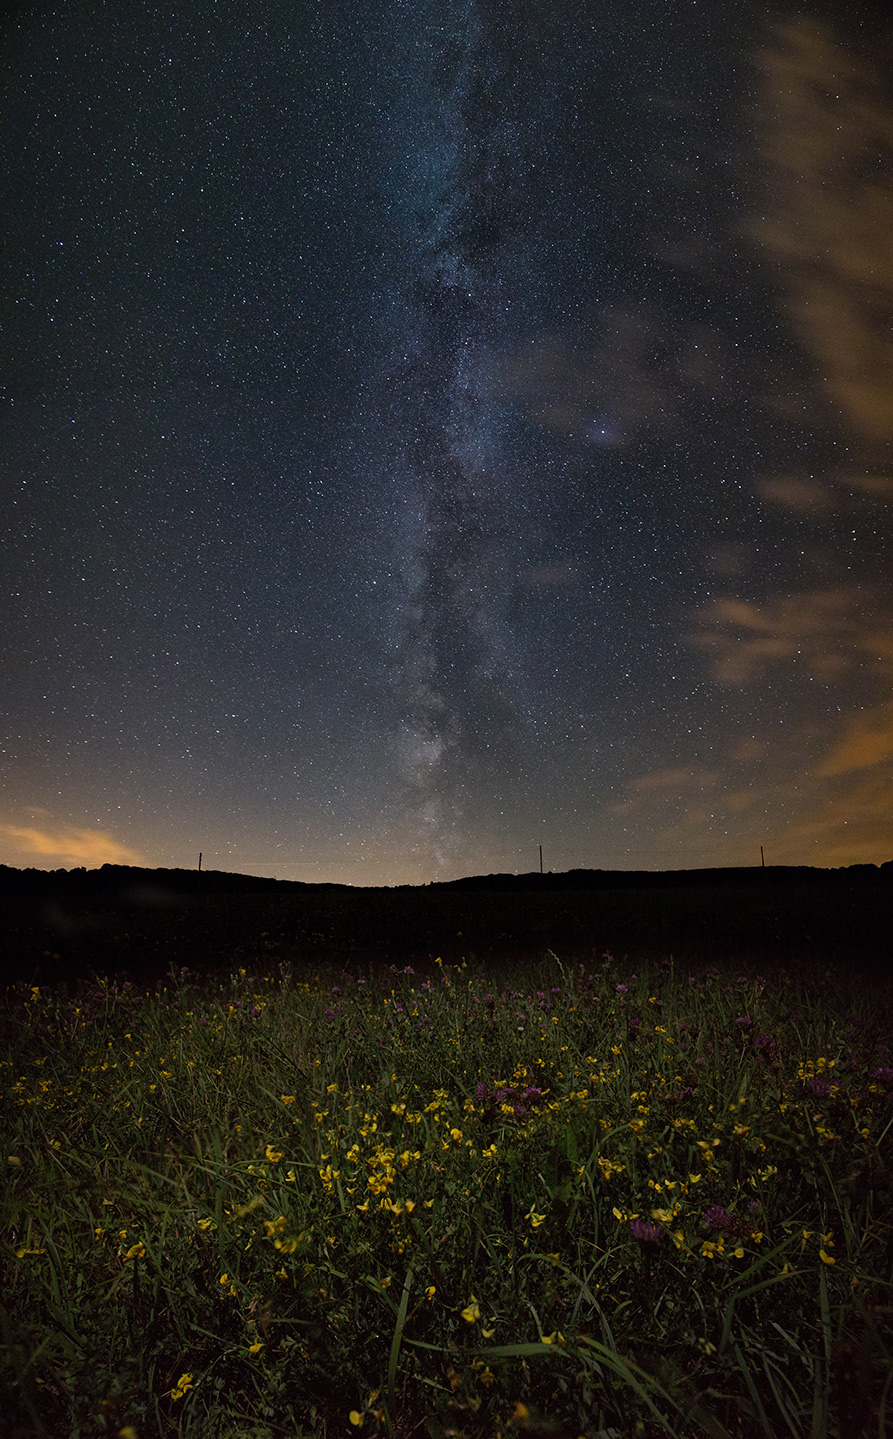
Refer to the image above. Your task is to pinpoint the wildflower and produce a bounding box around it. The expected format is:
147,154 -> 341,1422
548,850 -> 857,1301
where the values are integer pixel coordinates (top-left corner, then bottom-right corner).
527,1205 -> 546,1228
630,1219 -> 662,1243
170,1373 -> 194,1401
462,1296 -> 481,1323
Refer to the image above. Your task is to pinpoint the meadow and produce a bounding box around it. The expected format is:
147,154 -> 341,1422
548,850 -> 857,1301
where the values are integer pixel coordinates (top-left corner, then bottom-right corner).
2,947 -> 892,1439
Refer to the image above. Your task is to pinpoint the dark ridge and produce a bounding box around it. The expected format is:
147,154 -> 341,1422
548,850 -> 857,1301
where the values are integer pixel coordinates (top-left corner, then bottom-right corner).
1,860 -> 891,992
438,863 -> 893,890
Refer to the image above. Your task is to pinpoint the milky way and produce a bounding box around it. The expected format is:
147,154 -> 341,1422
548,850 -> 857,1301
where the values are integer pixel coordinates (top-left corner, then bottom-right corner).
2,0 -> 891,882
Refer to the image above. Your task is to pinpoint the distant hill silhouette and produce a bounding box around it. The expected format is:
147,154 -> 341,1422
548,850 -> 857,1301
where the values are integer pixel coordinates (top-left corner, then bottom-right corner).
1,860 -> 891,990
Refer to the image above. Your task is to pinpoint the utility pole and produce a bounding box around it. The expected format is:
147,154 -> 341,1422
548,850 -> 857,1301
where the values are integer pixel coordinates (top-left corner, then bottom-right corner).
760,846 -> 764,868
198,852 -> 202,872
539,845 -> 543,875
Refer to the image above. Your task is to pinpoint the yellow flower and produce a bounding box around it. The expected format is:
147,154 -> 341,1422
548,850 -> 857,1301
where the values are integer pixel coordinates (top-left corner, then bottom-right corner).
349,1411 -> 364,1426
527,1205 -> 546,1228
265,1145 -> 284,1163
461,1296 -> 481,1323
819,1249 -> 836,1265
425,1285 -> 436,1300
170,1373 -> 194,1400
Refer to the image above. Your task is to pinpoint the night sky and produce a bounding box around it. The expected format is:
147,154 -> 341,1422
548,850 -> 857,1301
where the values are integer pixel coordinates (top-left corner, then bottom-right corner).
3,1 -> 892,885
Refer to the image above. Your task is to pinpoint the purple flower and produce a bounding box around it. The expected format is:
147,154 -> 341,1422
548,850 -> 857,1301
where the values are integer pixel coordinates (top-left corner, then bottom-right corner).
630,1219 -> 662,1243
616,983 -> 628,993
873,1066 -> 893,1082
735,1015 -> 753,1027
403,965 -> 415,974
705,1205 -> 733,1231
809,1077 -> 832,1097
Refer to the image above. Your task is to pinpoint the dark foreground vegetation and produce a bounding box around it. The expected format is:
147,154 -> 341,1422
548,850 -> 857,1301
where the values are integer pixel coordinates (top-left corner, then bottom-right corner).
1,865 -> 891,1437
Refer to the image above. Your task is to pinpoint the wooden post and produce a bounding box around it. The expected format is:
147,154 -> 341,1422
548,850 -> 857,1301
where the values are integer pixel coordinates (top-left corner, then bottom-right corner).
539,845 -> 543,874
760,846 -> 764,868
199,852 -> 202,872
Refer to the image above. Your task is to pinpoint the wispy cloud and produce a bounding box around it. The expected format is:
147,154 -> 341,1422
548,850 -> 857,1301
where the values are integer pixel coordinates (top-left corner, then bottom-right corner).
688,588 -> 865,685
753,18 -> 893,453
756,472 -> 893,514
498,307 -> 725,448
765,768 -> 893,866
0,823 -> 146,867
818,701 -> 893,776
629,766 -> 719,795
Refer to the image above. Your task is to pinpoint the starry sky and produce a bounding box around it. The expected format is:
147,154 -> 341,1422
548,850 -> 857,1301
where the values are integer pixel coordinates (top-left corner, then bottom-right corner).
2,0 -> 892,885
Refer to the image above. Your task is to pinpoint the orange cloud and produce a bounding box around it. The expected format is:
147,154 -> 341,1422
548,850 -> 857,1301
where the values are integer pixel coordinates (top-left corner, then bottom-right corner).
756,471 -> 893,513
755,476 -> 837,513
765,767 -> 893,866
753,19 -> 893,451
630,767 -> 718,795
0,824 -> 146,867
689,588 -> 860,684
818,702 -> 893,776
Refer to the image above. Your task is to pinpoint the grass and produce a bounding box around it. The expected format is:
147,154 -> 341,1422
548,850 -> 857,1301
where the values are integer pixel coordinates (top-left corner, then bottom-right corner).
2,947 -> 892,1438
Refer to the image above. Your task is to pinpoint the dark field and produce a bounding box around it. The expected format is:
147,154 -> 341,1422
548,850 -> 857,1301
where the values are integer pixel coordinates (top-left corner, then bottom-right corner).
2,862 -> 892,994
